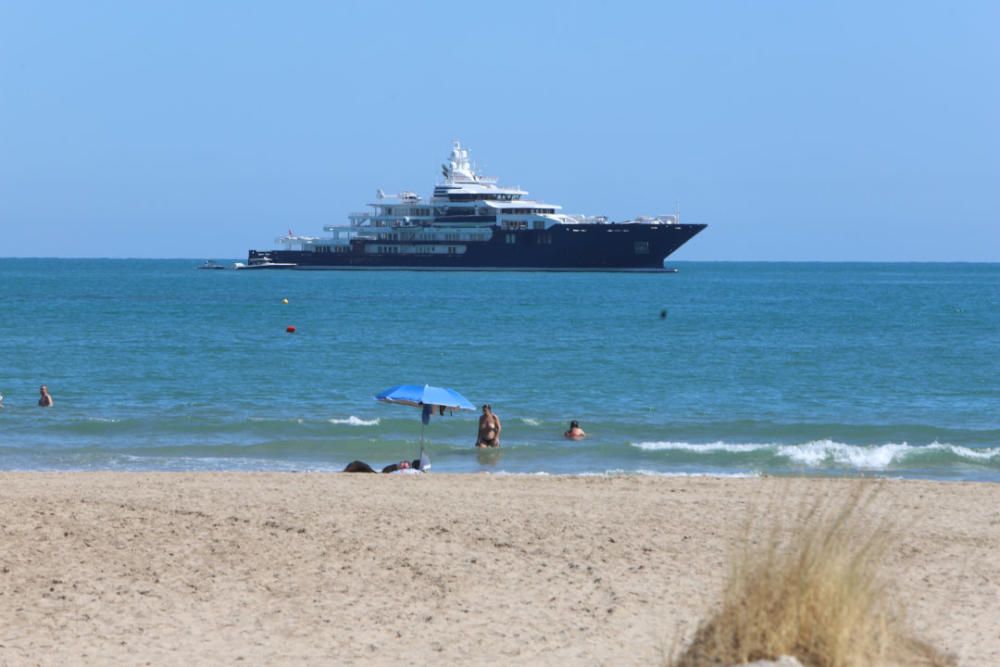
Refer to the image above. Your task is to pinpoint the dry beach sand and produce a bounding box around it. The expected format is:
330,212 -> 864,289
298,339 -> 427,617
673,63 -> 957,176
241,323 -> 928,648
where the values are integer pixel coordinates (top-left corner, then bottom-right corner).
0,473 -> 998,666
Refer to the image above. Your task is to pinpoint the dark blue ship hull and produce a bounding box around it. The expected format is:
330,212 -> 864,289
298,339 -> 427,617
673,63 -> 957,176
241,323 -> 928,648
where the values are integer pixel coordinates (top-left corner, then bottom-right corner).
249,223 -> 706,270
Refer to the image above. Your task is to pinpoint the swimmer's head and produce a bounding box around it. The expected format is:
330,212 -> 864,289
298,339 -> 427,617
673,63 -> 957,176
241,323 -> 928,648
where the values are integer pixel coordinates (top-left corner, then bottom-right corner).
570,420 -> 580,428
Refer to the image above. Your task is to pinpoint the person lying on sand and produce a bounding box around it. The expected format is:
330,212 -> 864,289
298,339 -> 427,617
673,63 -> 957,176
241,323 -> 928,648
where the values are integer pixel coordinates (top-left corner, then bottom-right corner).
343,459 -> 422,474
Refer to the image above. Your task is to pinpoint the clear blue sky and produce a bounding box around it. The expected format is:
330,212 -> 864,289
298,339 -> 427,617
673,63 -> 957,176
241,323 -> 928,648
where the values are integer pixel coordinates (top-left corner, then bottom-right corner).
1,1 -> 997,260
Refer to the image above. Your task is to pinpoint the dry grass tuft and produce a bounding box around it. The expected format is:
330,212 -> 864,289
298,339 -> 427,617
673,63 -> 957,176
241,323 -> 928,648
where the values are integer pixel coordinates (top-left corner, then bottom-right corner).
669,482 -> 953,667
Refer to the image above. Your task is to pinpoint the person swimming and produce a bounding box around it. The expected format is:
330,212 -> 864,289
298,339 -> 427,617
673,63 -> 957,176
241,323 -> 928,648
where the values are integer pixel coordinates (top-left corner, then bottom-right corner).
475,404 -> 501,448
38,385 -> 53,408
564,420 -> 586,440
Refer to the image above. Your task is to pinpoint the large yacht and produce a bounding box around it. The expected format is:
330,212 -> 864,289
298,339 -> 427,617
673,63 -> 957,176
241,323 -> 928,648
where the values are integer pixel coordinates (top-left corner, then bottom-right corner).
245,142 -> 706,270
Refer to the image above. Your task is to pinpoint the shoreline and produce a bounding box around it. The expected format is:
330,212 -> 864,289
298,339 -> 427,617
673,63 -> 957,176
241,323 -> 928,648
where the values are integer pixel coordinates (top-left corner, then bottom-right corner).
1,473 -> 997,665
1,468 -> 997,481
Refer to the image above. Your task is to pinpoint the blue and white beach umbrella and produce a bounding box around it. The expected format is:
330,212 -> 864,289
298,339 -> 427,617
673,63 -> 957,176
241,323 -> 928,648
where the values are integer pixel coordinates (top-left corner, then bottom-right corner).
374,384 -> 477,468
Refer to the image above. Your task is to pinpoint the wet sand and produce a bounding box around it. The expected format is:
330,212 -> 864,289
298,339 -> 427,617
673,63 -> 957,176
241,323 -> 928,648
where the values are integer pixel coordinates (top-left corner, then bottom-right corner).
0,473 -> 997,666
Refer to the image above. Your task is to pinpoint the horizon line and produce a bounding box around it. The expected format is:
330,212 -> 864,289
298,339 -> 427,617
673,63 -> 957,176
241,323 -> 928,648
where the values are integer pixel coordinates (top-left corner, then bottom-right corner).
2,257 -> 998,265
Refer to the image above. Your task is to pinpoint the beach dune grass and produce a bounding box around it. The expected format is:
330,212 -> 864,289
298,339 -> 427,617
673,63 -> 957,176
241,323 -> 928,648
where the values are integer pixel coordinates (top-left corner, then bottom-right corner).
669,483 -> 953,667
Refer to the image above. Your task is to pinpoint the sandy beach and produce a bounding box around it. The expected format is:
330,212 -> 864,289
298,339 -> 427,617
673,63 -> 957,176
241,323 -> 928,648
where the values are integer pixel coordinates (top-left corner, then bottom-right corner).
0,473 -> 997,666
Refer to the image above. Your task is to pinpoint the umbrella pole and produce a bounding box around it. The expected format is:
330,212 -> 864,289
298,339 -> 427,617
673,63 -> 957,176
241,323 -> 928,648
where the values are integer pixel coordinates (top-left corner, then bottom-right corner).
420,422 -> 425,460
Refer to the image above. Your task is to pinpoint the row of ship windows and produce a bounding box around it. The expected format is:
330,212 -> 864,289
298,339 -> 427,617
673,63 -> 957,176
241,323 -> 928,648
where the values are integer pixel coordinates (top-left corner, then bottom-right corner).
502,221 -> 546,230
379,206 -> 555,216
319,239 -> 649,254
378,206 -> 480,216
378,234 -> 489,242
504,234 -> 553,244
374,246 -> 463,255
443,193 -> 521,202
380,207 -> 432,216
433,192 -> 521,202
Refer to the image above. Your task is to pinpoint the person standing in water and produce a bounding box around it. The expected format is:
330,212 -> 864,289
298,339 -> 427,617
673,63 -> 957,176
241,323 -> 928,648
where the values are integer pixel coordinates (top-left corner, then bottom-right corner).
38,385 -> 53,408
476,404 -> 502,448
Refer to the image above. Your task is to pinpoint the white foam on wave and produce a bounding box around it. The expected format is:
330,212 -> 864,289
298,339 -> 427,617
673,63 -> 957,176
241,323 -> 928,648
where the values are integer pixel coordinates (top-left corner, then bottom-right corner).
927,441 -> 1000,461
520,418 -> 542,426
86,417 -> 121,423
328,416 -> 380,426
633,440 -> 770,453
778,440 -> 999,468
631,439 -> 999,470
777,440 -> 909,469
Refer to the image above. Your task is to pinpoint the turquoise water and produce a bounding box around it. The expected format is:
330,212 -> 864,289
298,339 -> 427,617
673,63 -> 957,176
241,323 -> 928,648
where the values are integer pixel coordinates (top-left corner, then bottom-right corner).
1,259 -> 998,480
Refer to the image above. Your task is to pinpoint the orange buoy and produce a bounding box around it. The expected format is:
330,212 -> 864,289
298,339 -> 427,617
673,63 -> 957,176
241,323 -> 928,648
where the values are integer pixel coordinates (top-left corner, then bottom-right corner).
286,325 -> 296,333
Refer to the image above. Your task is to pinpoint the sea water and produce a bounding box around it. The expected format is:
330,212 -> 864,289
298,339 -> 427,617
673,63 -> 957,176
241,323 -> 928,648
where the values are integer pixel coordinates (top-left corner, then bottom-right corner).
0,259 -> 997,480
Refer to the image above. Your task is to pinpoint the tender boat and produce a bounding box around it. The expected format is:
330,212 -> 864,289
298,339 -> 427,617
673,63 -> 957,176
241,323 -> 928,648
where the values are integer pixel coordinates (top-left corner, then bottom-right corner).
233,255 -> 297,270
197,260 -> 227,270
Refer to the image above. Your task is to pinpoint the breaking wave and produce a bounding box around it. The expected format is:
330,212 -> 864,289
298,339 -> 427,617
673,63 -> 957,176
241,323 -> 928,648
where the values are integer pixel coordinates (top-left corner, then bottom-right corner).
631,439 -> 1000,471
328,416 -> 380,426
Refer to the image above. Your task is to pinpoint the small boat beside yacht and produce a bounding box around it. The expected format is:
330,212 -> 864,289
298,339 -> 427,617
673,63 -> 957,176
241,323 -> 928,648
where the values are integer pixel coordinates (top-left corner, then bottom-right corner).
197,260 -> 228,270
233,255 -> 297,270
